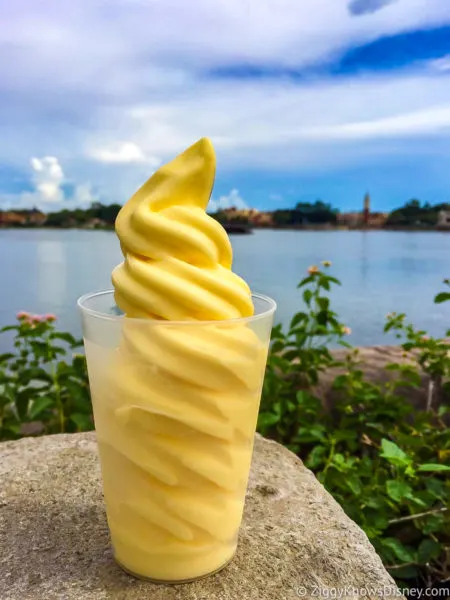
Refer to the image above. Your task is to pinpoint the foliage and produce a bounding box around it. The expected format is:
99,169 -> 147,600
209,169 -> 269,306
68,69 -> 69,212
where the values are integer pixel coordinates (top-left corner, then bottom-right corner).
0,312 -> 92,440
0,269 -> 449,589
272,201 -> 338,227
46,202 -> 122,228
386,199 -> 450,228
210,210 -> 250,226
258,265 -> 450,589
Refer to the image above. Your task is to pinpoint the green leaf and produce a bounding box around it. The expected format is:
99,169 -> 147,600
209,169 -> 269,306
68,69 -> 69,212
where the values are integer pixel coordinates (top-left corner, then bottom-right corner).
306,445 -> 326,469
425,478 -> 446,499
283,349 -> 299,362
386,480 -> 412,502
296,425 -> 326,443
316,310 -> 329,326
332,374 -> 348,390
29,340 -> 51,360
382,538 -> 416,563
317,297 -> 330,311
270,324 -> 284,339
364,496 -> 384,509
29,396 -> 54,419
258,412 -> 280,427
0,325 -> 18,333
50,331 -> 81,347
326,276 -> 341,286
302,289 -> 313,305
388,565 -> 418,580
290,312 -> 308,329
346,474 -> 362,495
434,292 -> 450,304
270,340 -> 285,354
0,353 -> 14,364
417,539 -> 442,564
422,514 -> 444,534
15,388 -> 35,420
417,463 -> 450,472
70,412 -> 93,431
20,367 -> 53,385
380,439 -> 411,467
297,276 -> 314,288
333,453 -> 345,466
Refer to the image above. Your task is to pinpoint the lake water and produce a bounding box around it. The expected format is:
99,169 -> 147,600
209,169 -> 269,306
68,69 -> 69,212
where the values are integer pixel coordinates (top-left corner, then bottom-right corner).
1,228 -> 449,351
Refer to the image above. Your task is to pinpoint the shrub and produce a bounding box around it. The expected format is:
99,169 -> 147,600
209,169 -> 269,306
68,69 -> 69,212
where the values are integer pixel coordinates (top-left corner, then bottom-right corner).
258,267 -> 450,588
0,312 -> 92,440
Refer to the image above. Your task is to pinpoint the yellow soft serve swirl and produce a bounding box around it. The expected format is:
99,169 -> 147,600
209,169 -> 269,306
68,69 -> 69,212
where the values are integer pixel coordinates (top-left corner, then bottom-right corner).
111,137 -> 254,321
91,138 -> 271,583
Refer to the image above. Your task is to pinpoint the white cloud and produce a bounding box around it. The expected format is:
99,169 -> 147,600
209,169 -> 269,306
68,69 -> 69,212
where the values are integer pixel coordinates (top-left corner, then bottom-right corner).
1,0 -> 448,81
0,156 -> 96,211
270,193 -> 283,201
429,55 -> 450,72
72,182 -> 96,206
83,72 -> 450,174
287,105 -> 450,141
30,156 -> 64,203
1,0 -> 450,205
208,189 -> 248,212
87,141 -> 160,166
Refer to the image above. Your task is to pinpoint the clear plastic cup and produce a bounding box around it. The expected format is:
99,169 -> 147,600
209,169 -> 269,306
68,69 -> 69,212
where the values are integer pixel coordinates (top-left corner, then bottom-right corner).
78,290 -> 276,583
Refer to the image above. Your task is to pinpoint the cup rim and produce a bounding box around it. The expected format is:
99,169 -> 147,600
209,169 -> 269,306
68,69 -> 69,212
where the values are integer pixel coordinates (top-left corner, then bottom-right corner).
77,289 -> 277,327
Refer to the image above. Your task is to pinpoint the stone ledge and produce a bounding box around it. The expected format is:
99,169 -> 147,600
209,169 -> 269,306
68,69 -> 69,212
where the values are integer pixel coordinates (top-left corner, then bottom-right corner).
0,432 -> 399,600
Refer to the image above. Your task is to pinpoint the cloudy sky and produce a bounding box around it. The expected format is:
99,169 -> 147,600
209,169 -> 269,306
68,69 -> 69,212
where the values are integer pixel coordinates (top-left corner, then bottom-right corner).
1,0 -> 450,213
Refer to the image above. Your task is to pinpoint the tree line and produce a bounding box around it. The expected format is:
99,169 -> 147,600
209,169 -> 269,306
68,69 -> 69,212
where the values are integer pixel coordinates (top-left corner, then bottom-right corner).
1,199 -> 449,228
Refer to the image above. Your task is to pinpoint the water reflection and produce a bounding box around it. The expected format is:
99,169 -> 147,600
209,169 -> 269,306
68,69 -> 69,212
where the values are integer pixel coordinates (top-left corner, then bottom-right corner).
36,239 -> 67,308
360,231 -> 369,283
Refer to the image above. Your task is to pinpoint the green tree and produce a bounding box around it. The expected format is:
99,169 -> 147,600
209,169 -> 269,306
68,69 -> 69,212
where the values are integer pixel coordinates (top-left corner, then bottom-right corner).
387,200 -> 449,227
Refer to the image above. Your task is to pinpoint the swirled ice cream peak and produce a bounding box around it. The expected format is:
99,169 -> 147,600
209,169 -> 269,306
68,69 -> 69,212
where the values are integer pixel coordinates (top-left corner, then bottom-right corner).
112,138 -> 254,321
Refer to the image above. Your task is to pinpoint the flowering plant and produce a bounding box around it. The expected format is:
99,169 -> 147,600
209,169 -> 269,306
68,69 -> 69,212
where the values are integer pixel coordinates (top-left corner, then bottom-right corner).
0,312 -> 91,439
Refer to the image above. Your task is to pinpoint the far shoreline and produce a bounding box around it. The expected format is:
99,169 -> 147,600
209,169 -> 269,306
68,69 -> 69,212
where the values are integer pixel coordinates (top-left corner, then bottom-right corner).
1,225 -> 450,233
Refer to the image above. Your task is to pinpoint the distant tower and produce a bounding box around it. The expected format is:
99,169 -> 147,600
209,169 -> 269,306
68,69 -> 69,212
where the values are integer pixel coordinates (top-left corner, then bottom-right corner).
363,192 -> 370,226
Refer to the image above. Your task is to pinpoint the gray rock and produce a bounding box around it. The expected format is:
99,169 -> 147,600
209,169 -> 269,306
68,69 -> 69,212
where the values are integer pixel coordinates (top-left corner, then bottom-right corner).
0,432 -> 400,600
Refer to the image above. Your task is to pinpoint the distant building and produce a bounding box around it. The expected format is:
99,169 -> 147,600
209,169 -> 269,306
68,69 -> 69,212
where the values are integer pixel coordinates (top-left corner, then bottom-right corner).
367,212 -> 389,228
437,210 -> 450,229
0,211 -> 26,226
337,193 -> 387,229
363,192 -> 370,226
26,209 -> 46,225
251,212 -> 273,226
0,209 -> 46,226
337,212 -> 363,228
83,218 -> 104,229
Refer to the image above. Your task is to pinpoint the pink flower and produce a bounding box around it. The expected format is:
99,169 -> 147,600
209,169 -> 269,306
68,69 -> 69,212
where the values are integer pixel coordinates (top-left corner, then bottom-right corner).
341,326 -> 352,336
16,311 -> 30,320
308,265 -> 319,275
44,313 -> 57,322
24,315 -> 46,326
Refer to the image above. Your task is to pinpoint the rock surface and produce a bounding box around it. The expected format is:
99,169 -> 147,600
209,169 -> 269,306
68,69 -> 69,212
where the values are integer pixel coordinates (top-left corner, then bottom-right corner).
0,432 -> 399,600
317,345 -> 440,413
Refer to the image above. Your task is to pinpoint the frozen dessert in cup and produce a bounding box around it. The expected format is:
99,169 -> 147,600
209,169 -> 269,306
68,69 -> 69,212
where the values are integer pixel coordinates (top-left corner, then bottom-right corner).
78,138 -> 276,582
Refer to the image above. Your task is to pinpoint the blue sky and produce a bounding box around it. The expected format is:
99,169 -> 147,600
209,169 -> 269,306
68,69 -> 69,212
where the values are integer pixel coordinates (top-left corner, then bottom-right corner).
1,0 -> 450,213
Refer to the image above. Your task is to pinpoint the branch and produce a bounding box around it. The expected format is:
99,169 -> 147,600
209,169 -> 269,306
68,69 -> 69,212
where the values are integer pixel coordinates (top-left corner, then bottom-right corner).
388,507 -> 448,525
